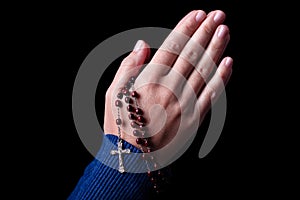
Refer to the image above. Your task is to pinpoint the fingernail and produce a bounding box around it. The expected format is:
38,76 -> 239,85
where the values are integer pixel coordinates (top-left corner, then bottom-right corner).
213,11 -> 225,23
195,11 -> 205,22
133,40 -> 143,52
225,57 -> 233,68
217,26 -> 228,38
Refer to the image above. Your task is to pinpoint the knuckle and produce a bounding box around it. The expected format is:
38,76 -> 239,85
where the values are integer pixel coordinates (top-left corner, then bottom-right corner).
202,23 -> 214,36
195,65 -> 209,80
181,49 -> 198,65
217,69 -> 228,81
180,40 -> 204,66
165,40 -> 181,54
182,18 -> 196,34
181,47 -> 202,66
211,40 -> 225,53
160,31 -> 189,55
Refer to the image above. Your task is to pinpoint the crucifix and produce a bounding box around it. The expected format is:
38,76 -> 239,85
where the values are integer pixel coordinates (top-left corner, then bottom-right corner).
110,139 -> 131,173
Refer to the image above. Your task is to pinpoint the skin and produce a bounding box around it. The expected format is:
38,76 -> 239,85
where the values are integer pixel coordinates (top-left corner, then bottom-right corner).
104,10 -> 233,151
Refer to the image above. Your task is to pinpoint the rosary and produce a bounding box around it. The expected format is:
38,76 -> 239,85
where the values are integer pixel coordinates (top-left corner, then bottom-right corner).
110,76 -> 168,194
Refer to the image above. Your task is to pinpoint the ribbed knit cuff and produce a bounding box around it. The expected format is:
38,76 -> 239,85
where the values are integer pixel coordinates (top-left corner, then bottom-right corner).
67,134 -> 153,200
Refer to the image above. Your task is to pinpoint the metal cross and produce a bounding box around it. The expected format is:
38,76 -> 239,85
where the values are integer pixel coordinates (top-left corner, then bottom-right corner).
110,139 -> 131,173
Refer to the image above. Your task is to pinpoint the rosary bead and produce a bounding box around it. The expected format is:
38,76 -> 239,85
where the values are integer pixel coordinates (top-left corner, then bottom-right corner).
125,82 -> 131,89
116,118 -> 122,125
149,155 -> 154,160
131,91 -> 139,98
157,170 -> 163,176
144,139 -> 149,147
122,88 -> 130,96
141,153 -> 148,160
133,129 -> 142,137
117,93 -> 123,99
130,76 -> 136,83
137,116 -> 145,123
136,137 -> 144,145
138,126 -> 147,133
115,100 -> 122,107
130,121 -> 138,128
154,187 -> 162,195
150,177 -> 157,183
147,171 -> 153,177
135,108 -> 143,115
125,97 -> 132,104
128,113 -> 136,120
127,105 -> 135,112
115,78 -> 168,194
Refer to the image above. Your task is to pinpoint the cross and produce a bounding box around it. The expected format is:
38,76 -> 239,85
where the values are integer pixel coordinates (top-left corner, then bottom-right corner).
110,139 -> 131,173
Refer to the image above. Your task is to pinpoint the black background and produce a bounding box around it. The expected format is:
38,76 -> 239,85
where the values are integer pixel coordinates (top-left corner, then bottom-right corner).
6,0 -> 297,199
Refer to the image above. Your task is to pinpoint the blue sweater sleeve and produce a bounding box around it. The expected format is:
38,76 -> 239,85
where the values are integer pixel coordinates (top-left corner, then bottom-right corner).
67,134 -> 154,200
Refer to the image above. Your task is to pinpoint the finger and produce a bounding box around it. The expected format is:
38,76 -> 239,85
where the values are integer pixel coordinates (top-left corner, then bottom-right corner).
197,57 -> 233,122
207,10 -> 214,17
171,10 -> 226,79
150,10 -> 206,68
187,24 -> 230,94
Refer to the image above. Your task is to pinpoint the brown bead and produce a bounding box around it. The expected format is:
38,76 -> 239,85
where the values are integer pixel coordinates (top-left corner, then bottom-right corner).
139,125 -> 147,132
125,82 -> 131,89
122,88 -> 129,96
141,153 -> 148,160
133,129 -> 142,137
130,76 -> 136,83
128,113 -> 136,120
149,155 -> 154,160
131,91 -> 139,98
117,93 -> 123,99
135,108 -> 143,115
150,177 -> 157,183
137,116 -> 145,123
139,123 -> 146,129
144,139 -> 150,147
136,137 -> 144,145
125,97 -> 132,104
155,188 -> 162,195
116,118 -> 122,125
147,171 -> 153,177
130,121 -> 138,128
157,170 -> 163,176
127,105 -> 135,112
115,100 -> 122,107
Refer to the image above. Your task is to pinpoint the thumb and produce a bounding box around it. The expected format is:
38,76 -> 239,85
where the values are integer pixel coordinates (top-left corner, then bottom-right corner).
110,40 -> 150,88
132,39 -> 151,68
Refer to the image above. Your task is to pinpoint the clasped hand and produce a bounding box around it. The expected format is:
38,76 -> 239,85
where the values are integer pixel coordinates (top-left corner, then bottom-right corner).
104,10 -> 233,154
